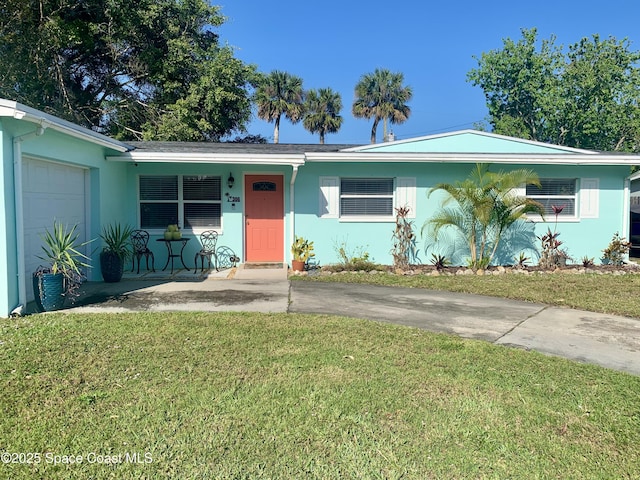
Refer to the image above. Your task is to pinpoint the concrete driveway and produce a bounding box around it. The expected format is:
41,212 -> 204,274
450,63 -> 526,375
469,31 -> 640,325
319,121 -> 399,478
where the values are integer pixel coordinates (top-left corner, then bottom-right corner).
54,266 -> 640,376
289,282 -> 640,377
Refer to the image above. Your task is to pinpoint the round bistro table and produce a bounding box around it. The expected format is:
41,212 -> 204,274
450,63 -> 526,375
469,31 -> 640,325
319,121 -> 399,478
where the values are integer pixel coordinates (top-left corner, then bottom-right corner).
156,237 -> 190,274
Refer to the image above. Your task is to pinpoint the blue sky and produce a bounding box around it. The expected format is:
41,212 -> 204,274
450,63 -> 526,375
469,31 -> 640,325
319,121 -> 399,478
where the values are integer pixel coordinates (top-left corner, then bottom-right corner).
218,1 -> 640,145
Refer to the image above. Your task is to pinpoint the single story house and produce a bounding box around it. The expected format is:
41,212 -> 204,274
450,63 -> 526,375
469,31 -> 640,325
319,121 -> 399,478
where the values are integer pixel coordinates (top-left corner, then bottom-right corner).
1,98 -> 640,317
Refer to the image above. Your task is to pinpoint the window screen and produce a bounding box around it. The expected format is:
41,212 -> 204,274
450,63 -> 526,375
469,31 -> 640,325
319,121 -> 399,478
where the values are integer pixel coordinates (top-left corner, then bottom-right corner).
526,179 -> 576,216
340,178 -> 394,217
139,175 -> 222,229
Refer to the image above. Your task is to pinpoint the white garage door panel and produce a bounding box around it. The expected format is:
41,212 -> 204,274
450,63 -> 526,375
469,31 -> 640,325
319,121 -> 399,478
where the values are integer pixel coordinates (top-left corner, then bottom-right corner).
22,158 -> 87,302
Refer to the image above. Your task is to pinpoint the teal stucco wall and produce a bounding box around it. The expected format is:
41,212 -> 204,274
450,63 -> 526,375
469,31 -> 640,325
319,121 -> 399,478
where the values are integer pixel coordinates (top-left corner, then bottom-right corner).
123,162 -> 294,269
0,117 -> 129,316
292,162 -> 630,267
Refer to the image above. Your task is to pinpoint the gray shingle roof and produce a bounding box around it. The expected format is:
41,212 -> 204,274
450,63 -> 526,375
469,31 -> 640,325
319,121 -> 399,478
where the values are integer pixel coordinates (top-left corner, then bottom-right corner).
128,141 -> 359,154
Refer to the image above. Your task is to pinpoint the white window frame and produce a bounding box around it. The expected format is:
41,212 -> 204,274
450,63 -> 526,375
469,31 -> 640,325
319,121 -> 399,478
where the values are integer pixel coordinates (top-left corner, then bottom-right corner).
138,174 -> 223,232
526,178 -> 579,222
318,176 -> 417,222
339,177 -> 394,221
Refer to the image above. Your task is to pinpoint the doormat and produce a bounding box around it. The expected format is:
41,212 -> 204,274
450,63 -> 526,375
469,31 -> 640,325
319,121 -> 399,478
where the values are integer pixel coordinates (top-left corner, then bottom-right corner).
243,262 -> 284,269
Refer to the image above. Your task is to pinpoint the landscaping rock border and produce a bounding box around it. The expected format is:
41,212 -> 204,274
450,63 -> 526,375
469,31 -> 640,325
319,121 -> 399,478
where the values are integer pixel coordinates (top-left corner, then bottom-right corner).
290,263 -> 640,277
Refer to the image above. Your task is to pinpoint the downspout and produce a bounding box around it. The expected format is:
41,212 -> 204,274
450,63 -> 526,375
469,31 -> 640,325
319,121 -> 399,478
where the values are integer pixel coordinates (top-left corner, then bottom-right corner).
12,124 -> 47,315
289,164 -> 299,265
623,174 -> 636,266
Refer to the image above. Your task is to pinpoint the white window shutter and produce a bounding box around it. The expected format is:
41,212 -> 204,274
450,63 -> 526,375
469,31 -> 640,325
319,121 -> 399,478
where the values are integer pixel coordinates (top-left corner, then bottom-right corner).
395,177 -> 417,218
319,176 -> 339,218
579,178 -> 599,219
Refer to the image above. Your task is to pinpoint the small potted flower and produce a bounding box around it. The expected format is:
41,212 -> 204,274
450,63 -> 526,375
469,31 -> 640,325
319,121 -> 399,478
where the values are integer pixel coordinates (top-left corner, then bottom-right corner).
291,236 -> 315,272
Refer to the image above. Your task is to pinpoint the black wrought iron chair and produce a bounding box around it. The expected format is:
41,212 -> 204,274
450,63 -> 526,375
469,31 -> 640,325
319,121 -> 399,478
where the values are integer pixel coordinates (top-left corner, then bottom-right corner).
194,230 -> 219,273
130,230 -> 155,273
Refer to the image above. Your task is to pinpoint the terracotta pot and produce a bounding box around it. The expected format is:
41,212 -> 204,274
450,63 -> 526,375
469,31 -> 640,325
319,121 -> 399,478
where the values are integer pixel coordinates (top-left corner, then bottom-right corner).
291,260 -> 305,272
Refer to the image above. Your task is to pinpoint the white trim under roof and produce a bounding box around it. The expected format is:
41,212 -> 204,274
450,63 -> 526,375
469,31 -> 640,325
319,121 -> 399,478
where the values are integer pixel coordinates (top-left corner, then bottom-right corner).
0,99 -> 132,152
343,129 -> 598,155
107,151 -> 306,166
109,150 -> 640,166
303,151 -> 640,166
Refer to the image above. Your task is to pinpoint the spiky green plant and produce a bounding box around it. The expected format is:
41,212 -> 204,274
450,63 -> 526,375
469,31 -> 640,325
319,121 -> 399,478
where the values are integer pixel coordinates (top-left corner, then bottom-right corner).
38,220 -> 92,275
424,164 -> 545,269
100,223 -> 134,261
36,220 -> 94,301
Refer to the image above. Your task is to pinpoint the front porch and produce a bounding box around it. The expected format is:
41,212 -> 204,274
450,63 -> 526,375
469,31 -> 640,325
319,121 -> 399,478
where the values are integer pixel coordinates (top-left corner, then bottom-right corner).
27,263 -> 290,315
119,262 -> 287,282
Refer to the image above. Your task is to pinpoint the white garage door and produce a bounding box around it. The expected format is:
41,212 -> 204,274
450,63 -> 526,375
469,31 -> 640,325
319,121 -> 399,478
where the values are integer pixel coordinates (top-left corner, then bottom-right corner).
22,157 -> 88,301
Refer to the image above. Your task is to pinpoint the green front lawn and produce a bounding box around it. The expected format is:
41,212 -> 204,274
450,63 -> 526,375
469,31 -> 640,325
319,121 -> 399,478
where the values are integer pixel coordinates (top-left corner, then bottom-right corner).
1,312 -> 639,479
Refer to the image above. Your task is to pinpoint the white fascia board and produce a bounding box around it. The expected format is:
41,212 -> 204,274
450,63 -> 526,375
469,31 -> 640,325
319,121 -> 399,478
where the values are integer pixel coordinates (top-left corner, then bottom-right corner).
304,152 -> 640,165
107,151 -> 306,166
0,98 -> 132,152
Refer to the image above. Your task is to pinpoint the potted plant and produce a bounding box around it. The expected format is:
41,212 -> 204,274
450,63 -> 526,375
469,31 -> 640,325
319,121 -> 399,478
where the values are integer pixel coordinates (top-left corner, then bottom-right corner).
291,236 -> 315,272
99,223 -> 134,282
33,221 -> 93,312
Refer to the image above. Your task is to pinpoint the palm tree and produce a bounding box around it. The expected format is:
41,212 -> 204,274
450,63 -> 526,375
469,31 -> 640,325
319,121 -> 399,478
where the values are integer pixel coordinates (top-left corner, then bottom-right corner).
254,70 -> 304,143
424,164 -> 545,269
352,68 -> 412,144
302,88 -> 343,144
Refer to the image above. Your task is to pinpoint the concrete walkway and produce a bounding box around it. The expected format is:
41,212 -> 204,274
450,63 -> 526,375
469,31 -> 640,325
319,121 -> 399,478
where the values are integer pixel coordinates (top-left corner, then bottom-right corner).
52,266 -> 640,376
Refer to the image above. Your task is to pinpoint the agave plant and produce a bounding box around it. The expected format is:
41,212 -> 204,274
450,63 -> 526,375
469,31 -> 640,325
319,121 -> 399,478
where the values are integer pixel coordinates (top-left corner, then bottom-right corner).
36,220 -> 93,304
100,223 -> 134,260
38,221 -> 92,276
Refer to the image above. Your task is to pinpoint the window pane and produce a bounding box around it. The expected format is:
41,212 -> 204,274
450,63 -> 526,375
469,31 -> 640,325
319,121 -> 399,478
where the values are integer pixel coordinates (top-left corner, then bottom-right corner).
140,203 -> 178,229
527,179 -> 576,196
341,197 -> 393,216
535,198 -> 576,216
341,178 -> 393,196
183,176 -> 221,201
253,181 -> 277,191
140,176 -> 178,200
184,203 -> 222,228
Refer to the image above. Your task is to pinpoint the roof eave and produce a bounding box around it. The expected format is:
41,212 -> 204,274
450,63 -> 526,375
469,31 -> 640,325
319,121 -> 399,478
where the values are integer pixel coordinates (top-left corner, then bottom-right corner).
304,152 -> 640,165
107,152 -> 306,166
0,99 -> 132,152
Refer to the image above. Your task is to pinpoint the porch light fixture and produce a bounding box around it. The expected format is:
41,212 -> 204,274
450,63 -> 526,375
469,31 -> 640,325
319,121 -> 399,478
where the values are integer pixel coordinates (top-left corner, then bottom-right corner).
227,173 -> 235,188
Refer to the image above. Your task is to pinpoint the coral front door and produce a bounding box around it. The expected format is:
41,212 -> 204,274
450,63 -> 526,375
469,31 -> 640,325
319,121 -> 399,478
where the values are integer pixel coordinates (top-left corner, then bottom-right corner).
245,175 -> 284,262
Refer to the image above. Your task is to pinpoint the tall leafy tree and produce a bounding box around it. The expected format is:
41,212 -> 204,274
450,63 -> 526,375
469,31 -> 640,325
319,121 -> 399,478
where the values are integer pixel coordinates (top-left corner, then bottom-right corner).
424,164 -> 545,269
352,69 -> 413,144
558,35 -> 640,151
467,28 -> 563,142
142,47 -> 258,141
468,28 -> 640,151
0,0 -> 257,141
302,88 -> 343,144
254,70 -> 305,144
